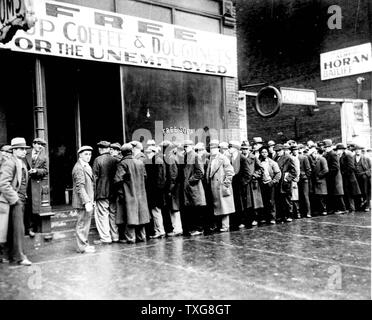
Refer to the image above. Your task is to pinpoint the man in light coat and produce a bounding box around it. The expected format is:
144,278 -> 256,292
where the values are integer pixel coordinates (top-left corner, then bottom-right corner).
72,146 -> 96,253
206,140 -> 235,232
0,137 -> 32,266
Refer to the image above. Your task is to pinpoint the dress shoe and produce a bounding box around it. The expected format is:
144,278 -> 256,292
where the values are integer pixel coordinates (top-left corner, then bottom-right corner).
150,233 -> 165,239
28,230 -> 35,238
296,214 -> 301,219
321,211 -> 327,216
190,230 -> 203,236
83,246 -> 95,253
0,257 -> 10,263
238,224 -> 246,229
364,208 -> 370,212
306,214 -> 312,218
167,231 -> 183,237
285,218 -> 293,222
93,239 -> 111,245
18,258 -> 32,266
269,220 -> 276,224
251,220 -> 258,226
219,228 -> 229,232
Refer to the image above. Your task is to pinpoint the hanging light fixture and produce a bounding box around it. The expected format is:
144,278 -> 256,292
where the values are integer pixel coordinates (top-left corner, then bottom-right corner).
146,108 -> 150,118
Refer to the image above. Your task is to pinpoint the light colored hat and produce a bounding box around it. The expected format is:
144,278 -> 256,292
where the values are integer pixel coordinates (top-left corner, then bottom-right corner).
268,140 -> 275,147
145,146 -> 158,153
241,141 -> 249,149
1,145 -> 12,153
282,143 -> 291,150
219,142 -> 228,149
121,143 -> 133,152
110,143 -> 121,150
228,140 -> 241,149
147,139 -> 156,146
195,142 -> 205,150
183,139 -> 194,146
97,141 -> 111,148
77,145 -> 93,154
33,137 -> 47,146
323,139 -> 333,147
252,137 -> 263,144
210,139 -> 220,149
10,137 -> 30,150
130,141 -> 143,149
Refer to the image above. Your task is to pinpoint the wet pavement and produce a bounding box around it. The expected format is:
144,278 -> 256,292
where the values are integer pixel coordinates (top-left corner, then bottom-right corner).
0,211 -> 370,300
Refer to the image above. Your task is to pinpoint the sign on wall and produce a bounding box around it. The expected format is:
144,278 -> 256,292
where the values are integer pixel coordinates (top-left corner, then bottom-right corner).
280,87 -> 317,106
320,43 -> 372,80
0,0 -> 237,77
0,0 -> 36,43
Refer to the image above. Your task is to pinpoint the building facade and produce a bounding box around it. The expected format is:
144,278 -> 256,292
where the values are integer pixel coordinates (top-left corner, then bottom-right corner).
0,0 -> 240,231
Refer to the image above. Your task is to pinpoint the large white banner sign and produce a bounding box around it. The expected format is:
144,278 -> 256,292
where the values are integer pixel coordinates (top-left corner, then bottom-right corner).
1,0 -> 237,77
320,43 -> 372,80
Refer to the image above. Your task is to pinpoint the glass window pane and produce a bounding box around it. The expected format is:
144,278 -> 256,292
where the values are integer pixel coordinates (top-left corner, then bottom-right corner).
153,0 -> 220,15
117,0 -> 172,23
175,11 -> 220,33
55,0 -> 115,11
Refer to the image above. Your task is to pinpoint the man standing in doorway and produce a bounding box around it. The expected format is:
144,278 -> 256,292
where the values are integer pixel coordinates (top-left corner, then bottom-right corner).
25,137 -> 48,237
0,137 -> 32,266
72,146 -> 96,253
93,141 -> 119,244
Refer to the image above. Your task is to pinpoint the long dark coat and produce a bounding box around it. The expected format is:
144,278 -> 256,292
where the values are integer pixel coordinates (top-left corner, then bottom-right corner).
114,155 -> 150,225
164,152 -> 181,212
311,156 -> 328,195
276,154 -> 297,194
145,154 -> 166,209
339,152 -> 361,196
244,154 -> 264,209
25,150 -> 48,213
324,150 -> 344,195
181,150 -> 206,207
92,152 -> 118,200
229,153 -> 249,213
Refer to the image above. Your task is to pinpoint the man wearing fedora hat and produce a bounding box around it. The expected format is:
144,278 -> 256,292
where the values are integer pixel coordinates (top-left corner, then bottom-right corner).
0,137 -> 32,266
354,145 -> 371,211
336,143 -> 361,213
92,141 -> 119,245
323,139 -> 347,214
72,145 -> 96,253
131,141 -> 146,163
24,137 -> 48,237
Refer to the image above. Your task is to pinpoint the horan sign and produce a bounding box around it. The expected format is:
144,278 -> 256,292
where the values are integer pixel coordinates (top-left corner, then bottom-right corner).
320,43 -> 372,80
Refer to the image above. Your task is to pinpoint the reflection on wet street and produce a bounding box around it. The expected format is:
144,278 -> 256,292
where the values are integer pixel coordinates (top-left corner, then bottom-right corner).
0,212 -> 370,300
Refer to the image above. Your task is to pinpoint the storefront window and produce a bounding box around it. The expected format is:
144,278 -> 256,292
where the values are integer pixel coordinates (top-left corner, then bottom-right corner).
175,10 -> 221,33
122,65 -> 224,144
56,0 -> 116,11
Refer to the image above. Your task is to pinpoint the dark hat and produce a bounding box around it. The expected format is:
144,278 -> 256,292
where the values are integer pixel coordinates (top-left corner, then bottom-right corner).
97,141 -> 111,148
323,139 -> 333,147
10,137 -> 31,150
291,145 -> 299,151
130,141 -> 143,150
77,145 -> 93,154
110,143 -> 121,150
33,137 -> 47,146
287,139 -> 296,146
335,143 -> 346,150
273,144 -> 283,151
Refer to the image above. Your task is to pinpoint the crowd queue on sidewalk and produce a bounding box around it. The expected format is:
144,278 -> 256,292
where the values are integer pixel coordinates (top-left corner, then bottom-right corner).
0,135 -> 371,265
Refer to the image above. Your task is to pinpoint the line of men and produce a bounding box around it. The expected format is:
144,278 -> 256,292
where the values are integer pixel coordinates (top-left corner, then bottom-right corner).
72,137 -> 371,254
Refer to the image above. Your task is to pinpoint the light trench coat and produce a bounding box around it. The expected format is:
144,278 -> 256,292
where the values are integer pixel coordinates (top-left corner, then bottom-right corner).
206,153 -> 235,216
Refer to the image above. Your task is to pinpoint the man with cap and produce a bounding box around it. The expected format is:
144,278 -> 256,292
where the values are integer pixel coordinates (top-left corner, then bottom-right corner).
275,143 -> 297,223
252,137 -> 263,159
144,145 -> 167,239
336,143 -> 361,213
92,141 -> 119,245
0,138 -> 32,265
24,137 -> 48,237
110,143 -> 122,161
114,143 -> 150,243
295,144 -> 312,218
219,142 -> 229,156
0,145 -> 12,168
323,139 -> 347,214
241,141 -> 250,158
205,140 -> 235,232
131,141 -> 146,163
72,145 -> 96,253
181,139 -> 206,236
227,140 -> 250,229
268,140 -> 276,160
354,145 -> 371,211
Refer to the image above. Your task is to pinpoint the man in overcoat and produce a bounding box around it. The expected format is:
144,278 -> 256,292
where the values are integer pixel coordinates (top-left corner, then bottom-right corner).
297,144 -> 312,218
323,139 -> 347,214
336,143 -> 361,213
311,148 -> 329,215
114,143 -> 150,243
181,140 -> 206,236
0,138 -> 32,266
275,144 -> 297,222
354,145 -> 371,211
24,137 -> 48,237
72,146 -> 96,253
206,140 -> 235,232
92,141 -> 119,244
